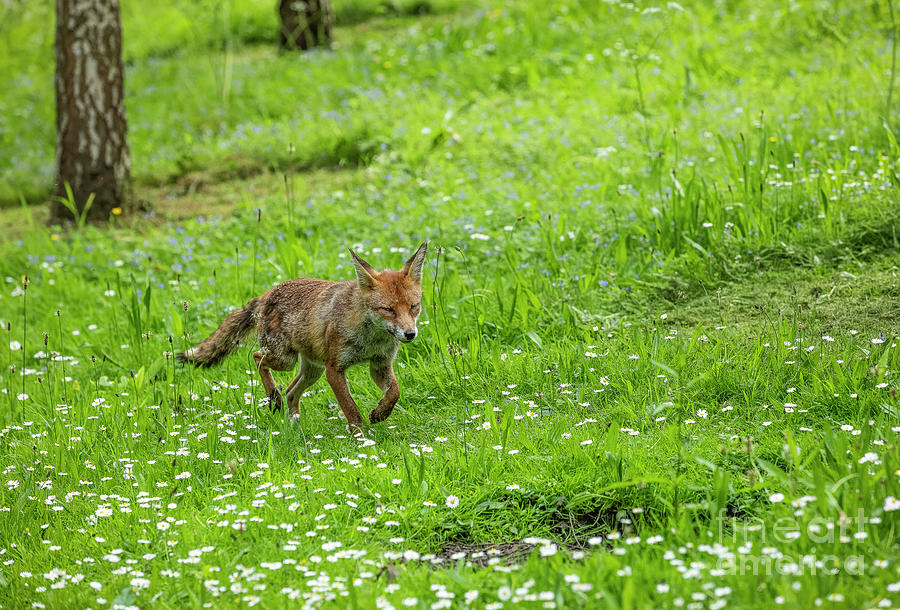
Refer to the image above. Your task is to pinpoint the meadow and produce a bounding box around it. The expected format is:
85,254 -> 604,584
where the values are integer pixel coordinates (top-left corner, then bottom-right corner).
1,0 -> 900,608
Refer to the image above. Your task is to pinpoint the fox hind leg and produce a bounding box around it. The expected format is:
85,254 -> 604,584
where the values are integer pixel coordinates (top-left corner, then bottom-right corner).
253,351 -> 282,409
285,358 -> 324,416
253,349 -> 297,410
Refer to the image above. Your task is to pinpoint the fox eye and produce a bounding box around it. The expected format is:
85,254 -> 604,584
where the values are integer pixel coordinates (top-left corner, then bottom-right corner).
380,307 -> 396,316
410,303 -> 420,313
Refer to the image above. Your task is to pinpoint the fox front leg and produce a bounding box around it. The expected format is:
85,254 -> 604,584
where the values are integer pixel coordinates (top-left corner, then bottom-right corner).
368,360 -> 400,424
324,364 -> 365,436
285,359 -> 324,416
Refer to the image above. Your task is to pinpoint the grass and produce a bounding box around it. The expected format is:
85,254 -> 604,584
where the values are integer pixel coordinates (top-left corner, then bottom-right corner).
1,0 -> 900,608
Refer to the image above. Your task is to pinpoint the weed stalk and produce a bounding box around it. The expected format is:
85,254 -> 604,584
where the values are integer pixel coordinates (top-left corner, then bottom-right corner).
21,275 -> 28,419
888,0 -> 898,124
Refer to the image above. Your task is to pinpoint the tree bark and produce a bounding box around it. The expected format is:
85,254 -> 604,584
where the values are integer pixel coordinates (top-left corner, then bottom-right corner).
279,0 -> 333,51
51,0 -> 131,224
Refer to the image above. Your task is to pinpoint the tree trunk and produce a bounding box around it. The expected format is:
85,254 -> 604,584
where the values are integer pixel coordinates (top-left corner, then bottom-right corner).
51,0 -> 131,224
279,0 -> 333,51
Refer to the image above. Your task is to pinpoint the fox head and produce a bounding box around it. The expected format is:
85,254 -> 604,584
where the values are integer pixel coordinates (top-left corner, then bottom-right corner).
349,242 -> 428,343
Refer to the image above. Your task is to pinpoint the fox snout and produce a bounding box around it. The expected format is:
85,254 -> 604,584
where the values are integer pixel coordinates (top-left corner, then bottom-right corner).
387,324 -> 417,342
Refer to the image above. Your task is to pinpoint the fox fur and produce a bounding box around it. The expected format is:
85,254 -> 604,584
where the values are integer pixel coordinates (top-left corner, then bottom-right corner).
178,242 -> 427,434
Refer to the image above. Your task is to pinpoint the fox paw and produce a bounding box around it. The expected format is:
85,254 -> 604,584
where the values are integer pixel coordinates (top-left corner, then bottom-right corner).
268,389 -> 283,411
369,408 -> 389,423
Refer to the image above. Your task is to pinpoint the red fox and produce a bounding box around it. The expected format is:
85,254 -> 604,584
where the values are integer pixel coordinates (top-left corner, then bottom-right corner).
178,242 -> 427,434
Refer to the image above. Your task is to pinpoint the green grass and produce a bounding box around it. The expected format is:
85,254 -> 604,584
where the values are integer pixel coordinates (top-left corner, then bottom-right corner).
1,0 -> 900,608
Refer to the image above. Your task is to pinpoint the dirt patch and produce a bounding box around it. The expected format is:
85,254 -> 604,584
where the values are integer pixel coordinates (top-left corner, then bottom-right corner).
434,541 -> 542,568
133,166 -> 357,226
433,530 -> 616,569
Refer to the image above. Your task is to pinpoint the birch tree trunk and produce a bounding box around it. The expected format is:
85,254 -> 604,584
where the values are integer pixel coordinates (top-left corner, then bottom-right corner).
51,0 -> 131,224
279,0 -> 333,51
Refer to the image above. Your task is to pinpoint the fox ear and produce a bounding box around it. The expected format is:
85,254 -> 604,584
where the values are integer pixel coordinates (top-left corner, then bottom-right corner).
402,241 -> 428,283
349,249 -> 378,290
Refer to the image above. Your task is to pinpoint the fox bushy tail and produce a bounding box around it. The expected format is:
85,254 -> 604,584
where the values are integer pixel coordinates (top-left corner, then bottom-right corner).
177,298 -> 261,367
